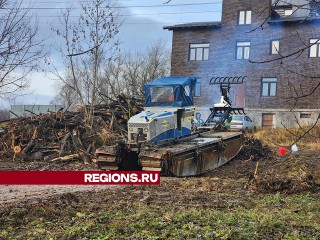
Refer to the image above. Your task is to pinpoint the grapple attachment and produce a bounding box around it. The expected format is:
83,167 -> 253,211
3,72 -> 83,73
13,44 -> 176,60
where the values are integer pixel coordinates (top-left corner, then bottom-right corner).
199,76 -> 246,130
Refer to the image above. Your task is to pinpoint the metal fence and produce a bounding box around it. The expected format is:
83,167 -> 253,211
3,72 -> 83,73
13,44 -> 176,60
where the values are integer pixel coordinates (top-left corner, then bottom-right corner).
10,105 -> 63,119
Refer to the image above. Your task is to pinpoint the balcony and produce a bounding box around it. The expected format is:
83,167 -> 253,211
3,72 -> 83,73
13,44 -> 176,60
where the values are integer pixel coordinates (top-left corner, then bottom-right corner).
269,2 -> 320,23
271,5 -> 294,20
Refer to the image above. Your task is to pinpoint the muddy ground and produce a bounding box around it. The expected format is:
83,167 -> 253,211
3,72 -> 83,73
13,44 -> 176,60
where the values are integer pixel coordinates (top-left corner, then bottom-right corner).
0,145 -> 319,239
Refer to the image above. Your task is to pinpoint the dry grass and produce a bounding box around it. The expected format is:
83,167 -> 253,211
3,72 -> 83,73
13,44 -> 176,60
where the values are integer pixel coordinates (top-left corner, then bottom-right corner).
252,125 -> 320,151
249,126 -> 320,194
251,155 -> 320,194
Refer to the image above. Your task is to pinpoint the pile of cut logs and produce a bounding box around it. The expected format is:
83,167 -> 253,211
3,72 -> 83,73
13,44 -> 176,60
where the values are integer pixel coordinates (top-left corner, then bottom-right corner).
0,95 -> 144,163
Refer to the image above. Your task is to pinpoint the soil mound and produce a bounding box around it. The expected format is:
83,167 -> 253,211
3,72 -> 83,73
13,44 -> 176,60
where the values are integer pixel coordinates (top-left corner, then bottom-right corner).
235,136 -> 273,161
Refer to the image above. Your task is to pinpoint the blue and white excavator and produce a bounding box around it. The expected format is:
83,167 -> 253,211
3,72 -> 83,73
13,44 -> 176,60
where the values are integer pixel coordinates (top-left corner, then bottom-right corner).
96,76 -> 244,177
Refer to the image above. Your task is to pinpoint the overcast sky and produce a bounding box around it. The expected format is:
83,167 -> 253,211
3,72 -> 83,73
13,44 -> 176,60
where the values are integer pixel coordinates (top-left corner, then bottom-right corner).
2,0 -> 222,107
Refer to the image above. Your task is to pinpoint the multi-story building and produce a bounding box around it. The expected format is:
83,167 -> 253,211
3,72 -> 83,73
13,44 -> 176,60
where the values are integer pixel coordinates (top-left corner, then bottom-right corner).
164,0 -> 320,128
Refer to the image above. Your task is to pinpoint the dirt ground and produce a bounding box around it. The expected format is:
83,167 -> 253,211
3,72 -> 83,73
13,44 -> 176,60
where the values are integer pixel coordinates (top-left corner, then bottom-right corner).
0,160 -> 104,207
0,145 -> 319,239
0,145 -> 269,208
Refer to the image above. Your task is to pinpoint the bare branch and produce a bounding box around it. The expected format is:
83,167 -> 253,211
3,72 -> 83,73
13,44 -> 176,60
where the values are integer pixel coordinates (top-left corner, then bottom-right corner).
0,0 -> 46,98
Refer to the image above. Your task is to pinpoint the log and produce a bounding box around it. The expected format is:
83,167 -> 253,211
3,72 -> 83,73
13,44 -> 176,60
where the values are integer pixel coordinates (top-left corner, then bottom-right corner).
71,129 -> 90,164
21,127 -> 39,156
43,151 -> 72,161
50,154 -> 79,162
60,132 -> 71,153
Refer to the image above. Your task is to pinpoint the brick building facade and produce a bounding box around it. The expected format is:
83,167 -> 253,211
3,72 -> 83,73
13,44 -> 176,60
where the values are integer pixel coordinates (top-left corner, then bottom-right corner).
164,0 -> 320,128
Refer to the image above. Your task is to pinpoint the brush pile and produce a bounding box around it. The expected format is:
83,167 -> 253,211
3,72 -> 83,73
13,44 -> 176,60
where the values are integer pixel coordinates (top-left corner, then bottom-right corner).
235,136 -> 273,161
0,95 -> 144,163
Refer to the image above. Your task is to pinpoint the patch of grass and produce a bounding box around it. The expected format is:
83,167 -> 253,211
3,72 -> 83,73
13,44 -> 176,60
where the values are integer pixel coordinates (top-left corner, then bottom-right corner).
0,187 -> 319,240
267,192 -> 286,207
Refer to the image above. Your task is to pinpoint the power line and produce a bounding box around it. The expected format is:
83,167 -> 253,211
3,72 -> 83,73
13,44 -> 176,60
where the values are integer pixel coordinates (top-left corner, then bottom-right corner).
4,2 -> 222,10
20,0 -> 161,3
36,21 -> 219,25
34,10 -> 221,18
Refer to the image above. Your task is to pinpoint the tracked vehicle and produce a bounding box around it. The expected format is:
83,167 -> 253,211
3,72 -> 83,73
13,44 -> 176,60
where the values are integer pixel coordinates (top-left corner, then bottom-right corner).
96,76 -> 244,177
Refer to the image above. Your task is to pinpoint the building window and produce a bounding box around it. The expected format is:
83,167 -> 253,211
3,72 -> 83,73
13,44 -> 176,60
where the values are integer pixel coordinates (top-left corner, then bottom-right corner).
238,10 -> 252,25
309,39 -> 320,57
271,40 -> 280,55
262,113 -> 274,128
194,78 -> 201,97
284,8 -> 293,16
189,43 -> 209,61
236,42 -> 250,60
300,113 -> 312,119
261,77 -> 277,97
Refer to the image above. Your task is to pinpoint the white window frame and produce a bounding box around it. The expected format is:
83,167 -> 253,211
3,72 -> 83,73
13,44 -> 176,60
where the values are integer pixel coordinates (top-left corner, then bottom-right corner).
261,77 -> 277,97
236,42 -> 250,60
271,40 -> 280,55
189,43 -> 209,61
284,8 -> 293,16
238,10 -> 252,25
309,39 -> 320,58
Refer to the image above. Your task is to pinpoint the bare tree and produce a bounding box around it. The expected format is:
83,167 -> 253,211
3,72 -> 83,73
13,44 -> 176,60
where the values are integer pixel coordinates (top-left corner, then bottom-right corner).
0,0 -> 45,99
50,80 -> 79,109
50,0 -> 120,127
0,108 -> 10,121
101,40 -> 171,101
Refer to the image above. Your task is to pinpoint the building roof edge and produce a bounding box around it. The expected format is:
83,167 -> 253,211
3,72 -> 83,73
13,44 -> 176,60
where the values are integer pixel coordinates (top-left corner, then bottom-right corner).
163,21 -> 221,30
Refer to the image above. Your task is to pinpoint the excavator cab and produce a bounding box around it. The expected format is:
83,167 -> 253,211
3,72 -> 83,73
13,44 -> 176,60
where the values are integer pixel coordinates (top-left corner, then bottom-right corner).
127,77 -> 197,144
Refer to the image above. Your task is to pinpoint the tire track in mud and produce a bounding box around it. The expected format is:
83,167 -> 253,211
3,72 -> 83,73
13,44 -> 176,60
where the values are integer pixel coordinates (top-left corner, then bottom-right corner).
0,160 -> 115,208
0,185 -> 116,207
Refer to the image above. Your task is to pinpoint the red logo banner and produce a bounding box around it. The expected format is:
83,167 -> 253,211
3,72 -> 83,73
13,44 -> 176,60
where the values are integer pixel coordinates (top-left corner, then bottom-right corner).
0,171 -> 160,185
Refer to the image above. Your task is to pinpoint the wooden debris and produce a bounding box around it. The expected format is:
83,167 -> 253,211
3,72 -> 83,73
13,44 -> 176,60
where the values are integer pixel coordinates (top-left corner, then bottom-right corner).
0,95 -> 144,164
50,154 -> 79,162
